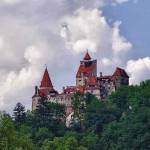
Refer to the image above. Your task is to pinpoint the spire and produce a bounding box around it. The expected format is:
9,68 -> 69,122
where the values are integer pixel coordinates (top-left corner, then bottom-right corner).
83,50 -> 91,60
40,68 -> 53,87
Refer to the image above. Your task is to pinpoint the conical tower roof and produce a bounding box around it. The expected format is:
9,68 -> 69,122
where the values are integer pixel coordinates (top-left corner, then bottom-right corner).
40,68 -> 53,87
83,51 -> 91,60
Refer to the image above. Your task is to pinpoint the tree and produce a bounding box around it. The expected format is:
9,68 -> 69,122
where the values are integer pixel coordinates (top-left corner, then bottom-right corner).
47,102 -> 66,136
35,127 -> 53,147
71,92 -> 85,130
40,136 -> 87,150
84,98 -> 120,134
0,113 -> 36,150
33,94 -> 66,137
81,132 -> 99,150
13,102 -> 26,123
99,80 -> 150,150
34,94 -> 51,128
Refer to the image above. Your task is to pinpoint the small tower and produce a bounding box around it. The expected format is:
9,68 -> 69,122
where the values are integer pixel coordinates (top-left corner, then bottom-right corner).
76,51 -> 97,87
32,67 -> 58,110
40,68 -> 57,96
113,67 -> 129,88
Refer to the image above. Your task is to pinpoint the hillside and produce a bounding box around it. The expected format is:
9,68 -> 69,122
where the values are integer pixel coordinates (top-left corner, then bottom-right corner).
0,79 -> 150,150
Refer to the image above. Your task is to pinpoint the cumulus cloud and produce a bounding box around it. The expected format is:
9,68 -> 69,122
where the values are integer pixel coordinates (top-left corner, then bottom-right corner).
61,9 -> 108,53
0,0 -> 23,5
110,0 -> 130,6
115,0 -> 129,4
61,8 -> 132,70
126,57 -> 150,85
0,45 -> 43,111
0,37 -> 3,49
0,0 -> 145,113
112,21 -> 132,52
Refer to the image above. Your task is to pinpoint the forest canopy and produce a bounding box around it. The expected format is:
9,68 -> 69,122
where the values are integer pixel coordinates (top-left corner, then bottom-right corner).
0,79 -> 150,150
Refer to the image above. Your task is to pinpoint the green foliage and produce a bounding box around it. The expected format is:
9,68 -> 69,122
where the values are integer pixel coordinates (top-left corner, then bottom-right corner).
81,132 -> 99,150
13,102 -> 26,124
0,114 -> 36,150
34,94 -> 51,128
32,95 -> 66,136
35,127 -> 53,147
99,80 -> 150,150
77,146 -> 88,150
40,136 -> 87,150
108,85 -> 138,112
1,79 -> 150,150
71,92 -> 85,130
84,98 -> 120,134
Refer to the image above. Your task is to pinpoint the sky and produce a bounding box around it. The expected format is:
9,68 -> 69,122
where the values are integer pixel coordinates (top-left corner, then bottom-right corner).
0,0 -> 149,113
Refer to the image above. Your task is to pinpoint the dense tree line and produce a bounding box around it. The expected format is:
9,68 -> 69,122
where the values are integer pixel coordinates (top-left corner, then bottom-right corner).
0,80 -> 150,150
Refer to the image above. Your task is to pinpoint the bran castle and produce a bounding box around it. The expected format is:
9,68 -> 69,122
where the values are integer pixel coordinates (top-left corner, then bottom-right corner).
32,51 -> 129,117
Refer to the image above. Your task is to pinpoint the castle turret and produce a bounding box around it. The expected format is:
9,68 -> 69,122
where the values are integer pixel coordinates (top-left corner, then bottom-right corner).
76,51 -> 97,86
40,68 -> 58,96
113,67 -> 129,88
32,67 -> 58,110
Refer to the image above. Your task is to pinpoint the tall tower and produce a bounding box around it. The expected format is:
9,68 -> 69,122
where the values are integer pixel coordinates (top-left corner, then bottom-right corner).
76,51 -> 97,87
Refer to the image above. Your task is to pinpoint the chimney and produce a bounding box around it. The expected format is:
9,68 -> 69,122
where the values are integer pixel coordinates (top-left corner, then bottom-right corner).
35,86 -> 38,96
100,72 -> 102,77
63,87 -> 65,93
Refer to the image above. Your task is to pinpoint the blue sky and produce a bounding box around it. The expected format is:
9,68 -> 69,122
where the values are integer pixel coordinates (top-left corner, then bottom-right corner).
103,0 -> 150,59
0,0 -> 149,113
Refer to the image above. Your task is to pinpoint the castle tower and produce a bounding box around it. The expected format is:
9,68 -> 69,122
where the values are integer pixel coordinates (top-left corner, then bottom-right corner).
76,51 -> 97,87
32,67 -> 58,110
40,68 -> 58,96
113,67 -> 129,88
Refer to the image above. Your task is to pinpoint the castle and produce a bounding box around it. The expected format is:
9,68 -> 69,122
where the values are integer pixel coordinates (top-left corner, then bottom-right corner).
32,51 -> 129,116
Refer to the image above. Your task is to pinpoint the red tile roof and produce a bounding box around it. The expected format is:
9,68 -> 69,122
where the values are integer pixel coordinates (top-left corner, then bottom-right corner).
76,63 -> 95,78
84,52 -> 91,60
88,76 -> 97,85
64,86 -> 77,93
113,67 -> 129,78
39,89 -> 50,96
78,86 -> 84,93
40,68 -> 53,87
38,88 -> 58,96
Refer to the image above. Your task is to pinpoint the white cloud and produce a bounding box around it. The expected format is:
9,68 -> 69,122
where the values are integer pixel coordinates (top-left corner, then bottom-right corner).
0,37 -> 3,49
112,21 -> 132,52
61,9 -> 105,53
24,46 -> 41,63
0,45 -> 43,111
126,57 -> 150,85
0,0 -> 142,113
115,0 -> 129,4
0,0 -> 23,5
61,8 -> 132,68
101,58 -> 113,66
